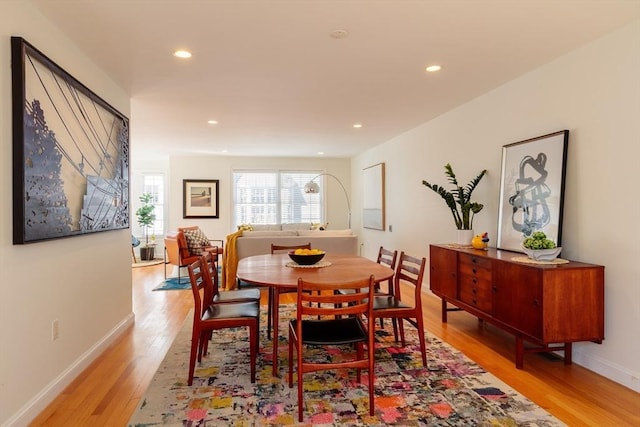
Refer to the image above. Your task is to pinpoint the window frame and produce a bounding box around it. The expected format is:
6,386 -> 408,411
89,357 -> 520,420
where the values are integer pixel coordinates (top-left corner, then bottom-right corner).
232,169 -> 324,229
136,173 -> 165,238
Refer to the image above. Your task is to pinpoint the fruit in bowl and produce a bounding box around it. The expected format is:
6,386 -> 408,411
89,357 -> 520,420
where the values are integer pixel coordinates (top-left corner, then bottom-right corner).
288,248 -> 325,265
522,231 -> 561,261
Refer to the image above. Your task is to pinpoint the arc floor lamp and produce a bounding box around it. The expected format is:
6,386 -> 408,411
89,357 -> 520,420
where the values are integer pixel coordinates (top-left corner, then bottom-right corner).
304,173 -> 351,229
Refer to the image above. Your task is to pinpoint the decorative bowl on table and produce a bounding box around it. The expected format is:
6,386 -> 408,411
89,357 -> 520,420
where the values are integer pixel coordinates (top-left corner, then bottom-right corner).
521,245 -> 562,261
288,250 -> 325,265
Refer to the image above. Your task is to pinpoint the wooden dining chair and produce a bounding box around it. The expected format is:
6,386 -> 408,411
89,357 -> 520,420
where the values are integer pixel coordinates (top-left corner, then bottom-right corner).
335,246 -> 398,329
186,258 -> 260,385
371,251 -> 428,366
201,251 -> 261,305
267,243 -> 311,339
288,275 -> 376,422
373,246 -> 399,332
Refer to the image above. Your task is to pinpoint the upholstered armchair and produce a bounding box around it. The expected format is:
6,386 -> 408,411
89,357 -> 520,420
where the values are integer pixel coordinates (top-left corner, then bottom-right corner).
164,226 -> 223,280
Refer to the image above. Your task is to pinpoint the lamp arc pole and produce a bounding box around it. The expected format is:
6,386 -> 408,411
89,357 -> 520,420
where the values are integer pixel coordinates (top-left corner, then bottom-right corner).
304,173 -> 351,229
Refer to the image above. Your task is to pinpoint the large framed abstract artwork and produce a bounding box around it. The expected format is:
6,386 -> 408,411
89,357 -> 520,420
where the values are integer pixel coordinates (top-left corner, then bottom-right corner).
497,130 -> 569,252
183,179 -> 220,218
11,37 -> 130,244
362,162 -> 385,230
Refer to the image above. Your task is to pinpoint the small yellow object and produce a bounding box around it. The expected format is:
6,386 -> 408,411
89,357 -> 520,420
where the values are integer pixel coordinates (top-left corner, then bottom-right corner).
471,235 -> 487,250
294,248 -> 323,255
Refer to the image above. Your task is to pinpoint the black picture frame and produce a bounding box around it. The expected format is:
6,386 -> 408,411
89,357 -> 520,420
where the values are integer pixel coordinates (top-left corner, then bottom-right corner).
497,130 -> 569,252
183,179 -> 220,218
11,37 -> 130,244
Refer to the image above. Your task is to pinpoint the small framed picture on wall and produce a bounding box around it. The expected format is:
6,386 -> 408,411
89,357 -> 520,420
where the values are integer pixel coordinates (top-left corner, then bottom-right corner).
183,179 -> 219,218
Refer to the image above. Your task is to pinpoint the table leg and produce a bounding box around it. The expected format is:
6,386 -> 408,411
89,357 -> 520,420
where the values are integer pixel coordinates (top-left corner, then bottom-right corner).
272,287 -> 280,376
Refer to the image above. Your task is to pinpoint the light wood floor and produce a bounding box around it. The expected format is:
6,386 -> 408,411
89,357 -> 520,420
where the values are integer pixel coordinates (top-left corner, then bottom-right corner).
30,263 -> 639,426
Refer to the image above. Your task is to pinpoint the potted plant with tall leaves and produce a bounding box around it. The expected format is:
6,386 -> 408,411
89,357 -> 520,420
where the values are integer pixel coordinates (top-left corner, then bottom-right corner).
135,193 -> 156,260
422,163 -> 487,244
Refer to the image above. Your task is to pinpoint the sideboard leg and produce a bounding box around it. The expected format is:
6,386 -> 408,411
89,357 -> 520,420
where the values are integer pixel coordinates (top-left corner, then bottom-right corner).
441,299 -> 448,323
564,342 -> 573,365
515,336 -> 524,369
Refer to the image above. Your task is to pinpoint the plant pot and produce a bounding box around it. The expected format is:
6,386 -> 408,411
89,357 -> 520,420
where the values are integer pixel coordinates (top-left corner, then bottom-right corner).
456,229 -> 474,246
139,246 -> 155,261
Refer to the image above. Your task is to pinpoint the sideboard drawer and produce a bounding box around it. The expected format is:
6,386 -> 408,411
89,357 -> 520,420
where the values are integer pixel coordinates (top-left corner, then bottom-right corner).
459,261 -> 491,281
459,274 -> 492,312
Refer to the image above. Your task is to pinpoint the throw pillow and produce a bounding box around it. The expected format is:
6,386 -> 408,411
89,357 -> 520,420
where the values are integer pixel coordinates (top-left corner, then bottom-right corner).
183,227 -> 210,255
237,224 -> 254,231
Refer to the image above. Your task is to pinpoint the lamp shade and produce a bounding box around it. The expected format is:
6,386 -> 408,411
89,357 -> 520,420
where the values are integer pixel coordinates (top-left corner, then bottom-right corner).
304,181 -> 320,194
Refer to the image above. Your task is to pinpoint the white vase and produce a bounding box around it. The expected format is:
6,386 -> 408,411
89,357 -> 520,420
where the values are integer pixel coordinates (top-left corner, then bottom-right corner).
456,229 -> 474,245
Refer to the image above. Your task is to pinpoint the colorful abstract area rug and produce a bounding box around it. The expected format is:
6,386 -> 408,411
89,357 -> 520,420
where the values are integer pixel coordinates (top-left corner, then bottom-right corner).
129,306 -> 564,426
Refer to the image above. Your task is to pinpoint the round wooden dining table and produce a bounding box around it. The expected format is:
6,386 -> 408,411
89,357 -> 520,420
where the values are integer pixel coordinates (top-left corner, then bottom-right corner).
236,253 -> 395,376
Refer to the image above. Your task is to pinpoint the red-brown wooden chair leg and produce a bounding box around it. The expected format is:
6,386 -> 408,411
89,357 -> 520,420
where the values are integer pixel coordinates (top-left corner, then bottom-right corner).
188,327 -> 200,386
417,317 -> 427,367
288,328 -> 294,387
250,323 -> 257,383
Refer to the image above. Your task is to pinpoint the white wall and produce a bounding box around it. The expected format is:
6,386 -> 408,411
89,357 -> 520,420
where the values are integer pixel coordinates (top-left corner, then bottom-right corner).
353,20 -> 640,392
166,155 -> 352,239
0,2 -> 133,425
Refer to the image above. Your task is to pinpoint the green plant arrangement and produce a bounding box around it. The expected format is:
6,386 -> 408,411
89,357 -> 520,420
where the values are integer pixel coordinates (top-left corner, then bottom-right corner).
422,163 -> 487,230
135,193 -> 156,259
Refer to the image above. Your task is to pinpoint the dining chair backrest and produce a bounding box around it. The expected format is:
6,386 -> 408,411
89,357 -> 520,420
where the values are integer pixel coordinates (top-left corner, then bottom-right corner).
187,258 -> 209,318
376,246 -> 398,294
201,250 -> 220,302
393,251 -> 427,301
271,243 -> 311,254
297,275 -> 375,320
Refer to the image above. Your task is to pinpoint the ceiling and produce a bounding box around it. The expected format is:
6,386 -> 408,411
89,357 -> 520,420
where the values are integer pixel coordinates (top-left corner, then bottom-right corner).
30,0 -> 640,159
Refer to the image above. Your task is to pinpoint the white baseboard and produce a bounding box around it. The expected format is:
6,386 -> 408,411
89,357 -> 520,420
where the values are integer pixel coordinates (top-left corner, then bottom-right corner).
2,313 -> 135,427
572,345 -> 640,393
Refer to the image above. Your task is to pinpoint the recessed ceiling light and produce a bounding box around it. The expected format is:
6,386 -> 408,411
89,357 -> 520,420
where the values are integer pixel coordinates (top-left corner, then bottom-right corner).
174,50 -> 192,59
426,65 -> 441,72
330,29 -> 349,39
317,151 -> 324,155
353,123 -> 363,128
207,120 -> 218,125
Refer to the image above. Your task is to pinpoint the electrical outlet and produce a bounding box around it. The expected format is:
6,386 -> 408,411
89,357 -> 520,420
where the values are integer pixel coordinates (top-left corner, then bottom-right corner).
52,319 -> 59,341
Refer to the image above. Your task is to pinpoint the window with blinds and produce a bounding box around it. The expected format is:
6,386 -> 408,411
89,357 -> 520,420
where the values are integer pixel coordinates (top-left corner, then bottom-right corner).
141,174 -> 164,236
232,170 -> 323,228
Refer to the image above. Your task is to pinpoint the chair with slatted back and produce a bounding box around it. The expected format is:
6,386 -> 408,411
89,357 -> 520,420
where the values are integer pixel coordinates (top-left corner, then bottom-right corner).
186,258 -> 259,385
288,275 -> 376,422
201,251 -> 261,305
371,251 -> 427,366
373,247 -> 398,330
336,246 -> 398,330
267,243 -> 312,339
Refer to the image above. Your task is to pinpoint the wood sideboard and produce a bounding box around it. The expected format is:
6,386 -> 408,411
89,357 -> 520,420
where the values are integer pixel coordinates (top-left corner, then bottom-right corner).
429,244 -> 605,368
